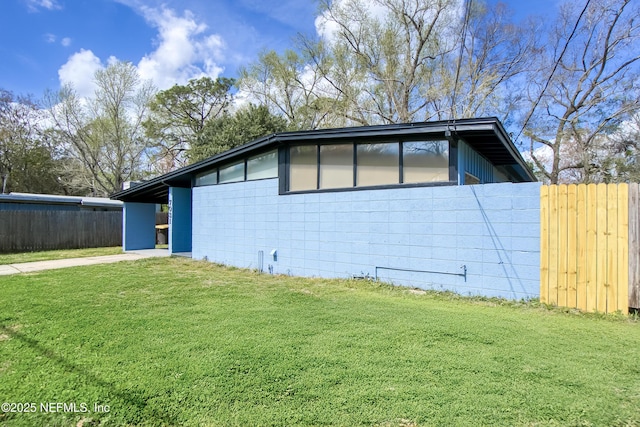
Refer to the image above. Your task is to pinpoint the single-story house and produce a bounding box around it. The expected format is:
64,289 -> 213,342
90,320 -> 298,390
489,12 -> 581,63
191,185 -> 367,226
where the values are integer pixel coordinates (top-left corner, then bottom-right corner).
112,117 -> 541,300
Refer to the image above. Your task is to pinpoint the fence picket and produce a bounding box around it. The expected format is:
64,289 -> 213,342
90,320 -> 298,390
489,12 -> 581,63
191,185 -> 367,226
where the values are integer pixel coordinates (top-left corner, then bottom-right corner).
540,186 -> 549,305
617,183 -> 629,313
576,184 -> 588,311
596,184 -> 608,313
558,185 -> 569,308
606,185 -> 619,313
566,185 -> 578,309
629,184 -> 640,310
585,184 -> 598,312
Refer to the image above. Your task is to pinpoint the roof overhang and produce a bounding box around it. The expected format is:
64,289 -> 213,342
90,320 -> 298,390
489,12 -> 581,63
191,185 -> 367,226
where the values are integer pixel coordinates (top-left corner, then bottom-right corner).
111,117 -> 535,204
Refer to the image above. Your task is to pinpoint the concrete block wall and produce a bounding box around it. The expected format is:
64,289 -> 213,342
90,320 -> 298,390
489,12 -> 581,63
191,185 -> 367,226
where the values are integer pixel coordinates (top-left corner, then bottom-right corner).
192,180 -> 541,300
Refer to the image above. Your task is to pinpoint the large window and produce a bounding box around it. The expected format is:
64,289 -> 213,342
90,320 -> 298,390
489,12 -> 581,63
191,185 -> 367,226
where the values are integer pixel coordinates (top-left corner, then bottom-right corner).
356,143 -> 399,186
320,145 -> 353,189
290,145 -> 318,191
247,150 -> 278,180
403,141 -> 449,183
287,140 -> 450,192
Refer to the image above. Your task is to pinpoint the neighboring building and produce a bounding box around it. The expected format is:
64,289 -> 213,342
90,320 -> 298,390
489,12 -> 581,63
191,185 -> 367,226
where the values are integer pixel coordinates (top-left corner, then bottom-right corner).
112,118 -> 541,300
0,193 -> 123,252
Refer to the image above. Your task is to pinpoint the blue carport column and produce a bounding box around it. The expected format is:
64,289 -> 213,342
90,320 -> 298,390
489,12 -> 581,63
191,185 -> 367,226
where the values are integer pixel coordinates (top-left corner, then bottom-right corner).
122,202 -> 156,250
168,187 -> 192,254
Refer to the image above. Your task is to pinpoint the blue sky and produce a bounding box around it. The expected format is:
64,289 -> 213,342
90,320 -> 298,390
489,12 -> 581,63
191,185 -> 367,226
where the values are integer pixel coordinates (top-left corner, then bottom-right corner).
0,0 -> 560,99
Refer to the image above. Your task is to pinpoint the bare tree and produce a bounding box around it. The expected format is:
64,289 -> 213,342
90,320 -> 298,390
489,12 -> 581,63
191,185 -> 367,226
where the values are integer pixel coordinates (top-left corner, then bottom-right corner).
46,61 -> 156,196
437,1 -> 539,121
239,0 -> 536,129
239,49 -> 335,130
522,0 -> 640,184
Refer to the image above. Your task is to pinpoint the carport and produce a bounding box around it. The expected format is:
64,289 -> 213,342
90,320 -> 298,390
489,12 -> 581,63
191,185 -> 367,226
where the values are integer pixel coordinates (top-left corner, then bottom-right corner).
114,177 -> 192,256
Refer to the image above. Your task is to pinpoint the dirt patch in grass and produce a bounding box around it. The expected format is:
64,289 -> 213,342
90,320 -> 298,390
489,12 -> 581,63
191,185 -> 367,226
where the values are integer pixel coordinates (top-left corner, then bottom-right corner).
0,324 -> 21,341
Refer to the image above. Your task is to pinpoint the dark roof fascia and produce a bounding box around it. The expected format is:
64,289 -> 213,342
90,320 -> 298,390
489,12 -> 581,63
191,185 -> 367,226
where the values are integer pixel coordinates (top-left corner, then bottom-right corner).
488,120 -> 536,182
111,117 -> 535,201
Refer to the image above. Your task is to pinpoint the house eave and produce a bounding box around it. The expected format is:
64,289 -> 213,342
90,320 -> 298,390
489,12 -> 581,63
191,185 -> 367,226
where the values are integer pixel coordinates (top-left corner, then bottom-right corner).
111,117 -> 535,203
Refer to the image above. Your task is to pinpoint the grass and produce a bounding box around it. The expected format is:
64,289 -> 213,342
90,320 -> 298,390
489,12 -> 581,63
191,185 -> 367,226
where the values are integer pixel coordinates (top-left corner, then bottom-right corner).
0,247 -> 123,265
1,257 -> 639,426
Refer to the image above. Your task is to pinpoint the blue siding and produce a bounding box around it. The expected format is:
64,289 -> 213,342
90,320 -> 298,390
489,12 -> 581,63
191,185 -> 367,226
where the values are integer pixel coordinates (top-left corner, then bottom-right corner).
123,202 -> 156,250
459,140 -> 496,184
192,180 -> 541,301
169,187 -> 192,253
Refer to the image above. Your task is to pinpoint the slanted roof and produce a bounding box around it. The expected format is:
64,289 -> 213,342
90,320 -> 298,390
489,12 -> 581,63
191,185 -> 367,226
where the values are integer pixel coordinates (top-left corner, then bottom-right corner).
0,192 -> 123,209
111,117 -> 535,204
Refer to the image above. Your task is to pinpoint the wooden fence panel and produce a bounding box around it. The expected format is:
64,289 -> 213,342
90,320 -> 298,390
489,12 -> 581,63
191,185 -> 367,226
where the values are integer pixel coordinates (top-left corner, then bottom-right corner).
541,183 -> 631,314
0,210 -> 122,253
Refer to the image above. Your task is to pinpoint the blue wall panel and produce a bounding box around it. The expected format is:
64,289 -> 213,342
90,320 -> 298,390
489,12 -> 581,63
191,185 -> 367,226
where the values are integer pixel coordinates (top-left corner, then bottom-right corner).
192,180 -> 541,301
169,187 -> 192,254
459,140 -> 497,184
123,202 -> 156,250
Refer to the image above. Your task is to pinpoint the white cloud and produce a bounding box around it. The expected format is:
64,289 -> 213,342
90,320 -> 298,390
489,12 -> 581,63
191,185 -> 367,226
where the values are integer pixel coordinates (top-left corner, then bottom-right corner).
56,5 -> 226,98
135,6 -> 225,89
58,49 -> 103,98
26,0 -> 61,12
44,33 -> 56,43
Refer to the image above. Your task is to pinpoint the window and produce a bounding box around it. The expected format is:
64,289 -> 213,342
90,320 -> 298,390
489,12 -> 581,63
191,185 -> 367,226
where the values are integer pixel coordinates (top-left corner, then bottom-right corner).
403,141 -> 449,183
289,145 -> 317,191
356,143 -> 399,186
286,140 -> 452,193
247,150 -> 278,180
219,161 -> 245,183
320,144 -> 353,189
195,169 -> 217,186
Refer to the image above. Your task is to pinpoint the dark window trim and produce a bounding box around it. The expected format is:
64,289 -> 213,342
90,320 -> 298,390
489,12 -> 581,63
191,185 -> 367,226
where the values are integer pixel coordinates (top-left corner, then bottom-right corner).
316,144 -> 321,190
280,180 -> 457,195
448,139 -> 458,183
399,142 -> 404,184
352,143 -> 357,187
278,147 -> 288,195
243,158 -> 248,181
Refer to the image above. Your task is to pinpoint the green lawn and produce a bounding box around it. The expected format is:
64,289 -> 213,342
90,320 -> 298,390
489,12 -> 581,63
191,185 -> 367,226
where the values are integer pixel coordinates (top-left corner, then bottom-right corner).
0,247 -> 123,265
1,258 -> 639,426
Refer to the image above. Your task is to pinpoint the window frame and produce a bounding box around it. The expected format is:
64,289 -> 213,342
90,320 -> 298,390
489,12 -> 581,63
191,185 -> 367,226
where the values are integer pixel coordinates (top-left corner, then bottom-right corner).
283,138 -> 457,195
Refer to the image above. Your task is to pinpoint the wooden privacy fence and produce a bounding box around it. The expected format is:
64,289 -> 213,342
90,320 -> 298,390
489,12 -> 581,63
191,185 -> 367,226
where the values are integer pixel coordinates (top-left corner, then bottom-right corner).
540,183 -> 640,314
0,210 -> 122,253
